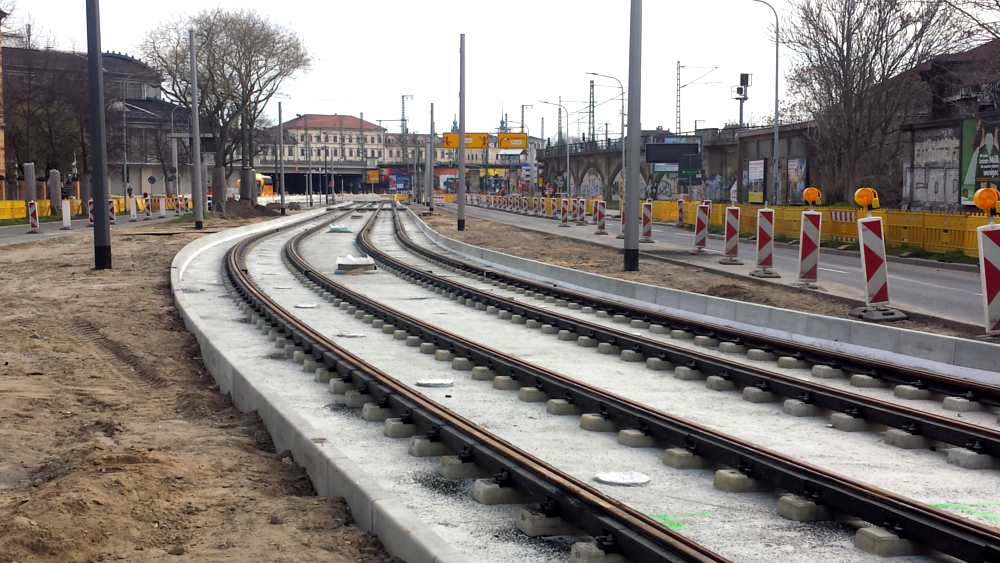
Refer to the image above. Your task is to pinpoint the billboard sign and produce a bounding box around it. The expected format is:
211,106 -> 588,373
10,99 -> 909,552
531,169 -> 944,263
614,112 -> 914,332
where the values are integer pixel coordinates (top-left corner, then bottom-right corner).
366,170 -> 380,184
645,142 -> 699,164
961,116 -> 1000,205
748,159 -> 765,203
787,158 -> 807,204
652,163 -> 679,173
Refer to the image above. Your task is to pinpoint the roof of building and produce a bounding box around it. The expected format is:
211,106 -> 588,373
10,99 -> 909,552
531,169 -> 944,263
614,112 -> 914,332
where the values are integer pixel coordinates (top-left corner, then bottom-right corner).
2,47 -> 160,82
281,114 -> 386,131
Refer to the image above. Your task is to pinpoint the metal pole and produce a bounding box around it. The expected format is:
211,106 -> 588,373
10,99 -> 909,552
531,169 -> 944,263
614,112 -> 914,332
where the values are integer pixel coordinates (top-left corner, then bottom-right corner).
587,73 -> 625,201
279,102 -> 286,215
303,115 -> 312,207
457,34 -> 466,230
624,0 -> 642,271
122,93 -> 127,196
754,0 -> 780,206
86,0 -> 111,269
189,29 -> 203,229
427,103 -> 435,211
170,137 -> 178,198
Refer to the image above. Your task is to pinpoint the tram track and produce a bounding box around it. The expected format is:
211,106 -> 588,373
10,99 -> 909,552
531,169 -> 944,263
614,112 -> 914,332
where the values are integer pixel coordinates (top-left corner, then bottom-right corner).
226,203 -> 729,563
391,207 -> 1000,462
287,204 -> 1000,563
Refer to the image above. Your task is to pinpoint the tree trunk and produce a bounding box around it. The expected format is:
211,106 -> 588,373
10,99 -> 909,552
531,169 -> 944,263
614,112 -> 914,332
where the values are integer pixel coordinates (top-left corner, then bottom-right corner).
80,173 -> 92,204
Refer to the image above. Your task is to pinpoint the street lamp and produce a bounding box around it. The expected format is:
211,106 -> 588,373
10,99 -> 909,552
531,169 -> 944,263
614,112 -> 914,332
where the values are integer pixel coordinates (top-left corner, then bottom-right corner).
752,0 -> 780,206
540,100 -> 572,196
587,72 -> 625,199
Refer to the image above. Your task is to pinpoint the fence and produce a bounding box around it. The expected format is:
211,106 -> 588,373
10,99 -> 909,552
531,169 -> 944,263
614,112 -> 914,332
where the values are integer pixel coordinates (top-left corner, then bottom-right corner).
0,196 -> 185,221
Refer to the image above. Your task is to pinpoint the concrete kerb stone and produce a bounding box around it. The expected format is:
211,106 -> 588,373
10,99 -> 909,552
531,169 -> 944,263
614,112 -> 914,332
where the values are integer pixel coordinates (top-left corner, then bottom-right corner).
171,210 -> 466,563
405,209 -> 1000,385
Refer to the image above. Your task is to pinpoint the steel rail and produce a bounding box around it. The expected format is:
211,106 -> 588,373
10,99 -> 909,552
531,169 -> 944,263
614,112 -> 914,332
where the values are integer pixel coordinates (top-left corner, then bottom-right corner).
427,205 -> 1000,409
227,205 -> 727,563
309,204 -> 1000,563
389,208 -> 1000,460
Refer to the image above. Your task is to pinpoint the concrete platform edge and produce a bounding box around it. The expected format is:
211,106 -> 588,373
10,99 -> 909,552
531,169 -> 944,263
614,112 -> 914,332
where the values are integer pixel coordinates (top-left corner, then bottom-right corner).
171,207 -> 468,563
410,209 -> 999,383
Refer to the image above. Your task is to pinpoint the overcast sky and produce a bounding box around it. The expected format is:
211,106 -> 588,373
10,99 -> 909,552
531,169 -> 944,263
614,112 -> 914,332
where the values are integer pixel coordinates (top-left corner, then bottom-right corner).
19,0 -> 791,140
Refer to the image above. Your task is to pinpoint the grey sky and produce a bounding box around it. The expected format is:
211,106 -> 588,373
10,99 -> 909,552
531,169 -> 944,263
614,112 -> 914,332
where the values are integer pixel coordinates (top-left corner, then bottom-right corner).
22,0 -> 791,139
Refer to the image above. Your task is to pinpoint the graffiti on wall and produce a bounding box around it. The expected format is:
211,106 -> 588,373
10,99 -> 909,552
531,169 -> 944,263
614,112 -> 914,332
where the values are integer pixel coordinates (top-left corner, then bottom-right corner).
580,170 -> 604,199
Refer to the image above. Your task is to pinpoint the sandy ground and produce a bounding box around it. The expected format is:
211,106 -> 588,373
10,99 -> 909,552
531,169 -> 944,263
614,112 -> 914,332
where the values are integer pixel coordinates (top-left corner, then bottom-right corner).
0,212 -> 399,563
422,210 -> 970,338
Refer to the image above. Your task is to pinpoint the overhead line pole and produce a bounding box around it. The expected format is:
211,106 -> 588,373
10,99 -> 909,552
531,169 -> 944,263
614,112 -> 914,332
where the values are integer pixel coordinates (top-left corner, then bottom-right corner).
457,34 -> 467,231
189,29 -> 203,230
85,0 -> 111,269
624,0 -> 642,271
753,0 -> 781,205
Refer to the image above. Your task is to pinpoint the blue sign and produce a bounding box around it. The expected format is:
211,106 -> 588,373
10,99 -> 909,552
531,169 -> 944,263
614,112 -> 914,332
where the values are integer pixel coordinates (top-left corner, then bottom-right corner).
395,175 -> 409,191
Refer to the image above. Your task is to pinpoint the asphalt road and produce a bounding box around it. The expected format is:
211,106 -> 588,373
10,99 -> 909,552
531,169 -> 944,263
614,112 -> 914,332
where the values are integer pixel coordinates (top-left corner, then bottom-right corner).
440,203 -> 984,327
0,215 -> 176,247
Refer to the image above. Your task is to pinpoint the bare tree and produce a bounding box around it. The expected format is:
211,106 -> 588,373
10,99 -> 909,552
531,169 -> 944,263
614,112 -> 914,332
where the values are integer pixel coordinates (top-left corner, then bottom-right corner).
783,0 -> 970,203
139,8 -> 309,208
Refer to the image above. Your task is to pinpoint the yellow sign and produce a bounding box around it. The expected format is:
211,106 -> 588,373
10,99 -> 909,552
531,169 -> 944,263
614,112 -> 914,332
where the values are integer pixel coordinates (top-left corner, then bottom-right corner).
498,133 -> 528,149
443,132 -> 490,149
366,170 -> 379,184
748,191 -> 764,203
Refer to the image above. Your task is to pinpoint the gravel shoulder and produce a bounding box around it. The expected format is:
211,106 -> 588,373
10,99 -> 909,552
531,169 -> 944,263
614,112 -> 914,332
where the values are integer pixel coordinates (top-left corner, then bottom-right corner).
0,213 -> 398,563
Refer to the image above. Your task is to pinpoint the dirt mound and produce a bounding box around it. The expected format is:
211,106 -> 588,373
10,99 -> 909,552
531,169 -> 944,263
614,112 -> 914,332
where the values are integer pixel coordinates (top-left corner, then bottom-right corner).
223,199 -> 281,219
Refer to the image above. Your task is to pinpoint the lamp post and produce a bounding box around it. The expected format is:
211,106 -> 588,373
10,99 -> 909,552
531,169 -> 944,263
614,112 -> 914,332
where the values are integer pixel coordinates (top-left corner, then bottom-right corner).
540,100 -> 571,197
753,0 -> 780,206
278,102 -> 286,214
623,0 -> 642,271
169,104 -> 182,198
587,72 -> 625,200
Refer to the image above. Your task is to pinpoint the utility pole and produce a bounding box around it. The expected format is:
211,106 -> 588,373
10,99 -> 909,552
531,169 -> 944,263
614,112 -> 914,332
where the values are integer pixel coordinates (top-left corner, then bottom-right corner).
401,95 -> 413,166
588,80 -> 596,141
426,103 -> 435,210
458,34 -> 467,231
625,0 -> 642,271
86,0 -> 111,269
189,29 -> 203,229
675,61 -> 681,133
520,104 -> 532,134
279,102 -> 286,214
557,97 -> 563,144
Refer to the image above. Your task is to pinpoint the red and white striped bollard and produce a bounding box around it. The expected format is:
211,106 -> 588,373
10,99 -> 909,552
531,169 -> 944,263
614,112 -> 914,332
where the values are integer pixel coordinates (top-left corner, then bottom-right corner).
144,197 -> 152,220
798,211 -> 822,286
559,198 -> 570,227
750,208 -> 779,277
27,200 -> 39,233
640,201 -> 654,243
87,199 -> 95,227
978,223 -> 1000,335
858,216 -> 890,306
691,203 -> 709,252
719,206 -> 742,264
594,200 -> 607,235
108,198 -> 117,224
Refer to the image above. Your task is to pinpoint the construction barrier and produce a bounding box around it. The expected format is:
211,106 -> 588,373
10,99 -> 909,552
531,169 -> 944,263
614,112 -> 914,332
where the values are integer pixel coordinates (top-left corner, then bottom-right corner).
978,224 -> 1000,335
799,211 -> 822,283
88,199 -> 94,227
753,208 -> 777,275
618,201 -> 626,239
720,206 -> 741,265
640,201 -> 654,243
693,204 -> 709,251
858,216 -> 891,306
595,200 -> 607,235
158,197 -> 167,218
27,201 -> 39,233
144,197 -> 152,220
108,199 -> 116,224
174,196 -> 182,217
129,198 -> 138,222
560,198 -> 570,227
677,199 -> 684,225
61,201 -> 72,230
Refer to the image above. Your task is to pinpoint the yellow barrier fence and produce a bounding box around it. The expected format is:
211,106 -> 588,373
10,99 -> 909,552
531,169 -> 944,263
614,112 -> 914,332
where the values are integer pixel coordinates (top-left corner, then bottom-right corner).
0,197 -> 161,221
610,200 -> 990,258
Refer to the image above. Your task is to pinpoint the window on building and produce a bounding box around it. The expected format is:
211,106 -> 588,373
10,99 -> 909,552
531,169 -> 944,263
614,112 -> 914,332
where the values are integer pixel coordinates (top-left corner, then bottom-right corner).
348,136 -> 353,143
300,134 -> 306,142
333,149 -> 338,157
349,149 -> 353,157
300,148 -> 305,156
377,135 -> 381,143
396,150 -> 401,158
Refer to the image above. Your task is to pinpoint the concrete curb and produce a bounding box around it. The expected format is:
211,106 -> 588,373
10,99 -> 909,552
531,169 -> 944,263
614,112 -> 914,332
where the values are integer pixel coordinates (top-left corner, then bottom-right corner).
171,207 -> 467,563
409,209 -> 999,386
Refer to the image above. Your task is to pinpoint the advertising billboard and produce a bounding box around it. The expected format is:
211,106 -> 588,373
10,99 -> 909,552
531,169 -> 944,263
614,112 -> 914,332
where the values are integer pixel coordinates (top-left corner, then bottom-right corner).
787,158 -> 807,204
748,159 -> 765,203
960,117 -> 1000,205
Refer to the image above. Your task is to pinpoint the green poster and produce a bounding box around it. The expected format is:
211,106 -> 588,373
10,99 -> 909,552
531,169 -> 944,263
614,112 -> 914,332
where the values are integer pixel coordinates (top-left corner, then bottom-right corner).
960,116 -> 1000,205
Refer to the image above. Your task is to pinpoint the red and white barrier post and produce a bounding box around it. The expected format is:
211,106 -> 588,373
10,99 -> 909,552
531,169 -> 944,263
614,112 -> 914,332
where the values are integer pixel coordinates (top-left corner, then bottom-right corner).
594,200 -> 607,235
691,203 -> 709,253
750,207 -> 779,277
559,198 -> 570,227
572,197 -> 583,225
108,198 -> 117,224
87,199 -> 95,227
719,206 -> 742,264
849,187 -> 907,321
158,197 -> 166,218
174,196 -> 181,217
640,201 -> 654,243
523,196 -> 529,214
974,188 -> 1000,335
144,196 -> 152,220
129,198 -> 138,222
26,200 -> 39,233
676,198 -> 684,225
796,187 -> 823,288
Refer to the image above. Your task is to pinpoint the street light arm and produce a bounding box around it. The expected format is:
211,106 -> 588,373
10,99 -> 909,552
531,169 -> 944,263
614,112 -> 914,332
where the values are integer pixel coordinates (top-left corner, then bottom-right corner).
752,0 -> 781,206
